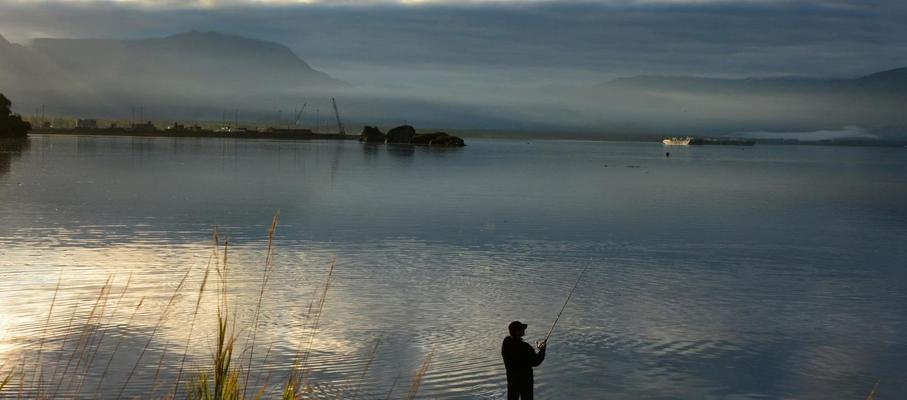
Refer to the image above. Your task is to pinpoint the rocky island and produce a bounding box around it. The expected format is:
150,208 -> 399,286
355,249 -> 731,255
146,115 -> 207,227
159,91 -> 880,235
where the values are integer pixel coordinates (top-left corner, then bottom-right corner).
359,125 -> 465,147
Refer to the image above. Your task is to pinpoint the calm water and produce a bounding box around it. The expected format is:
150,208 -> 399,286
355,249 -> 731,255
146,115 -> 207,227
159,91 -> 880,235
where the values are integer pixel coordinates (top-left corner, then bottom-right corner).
0,135 -> 905,399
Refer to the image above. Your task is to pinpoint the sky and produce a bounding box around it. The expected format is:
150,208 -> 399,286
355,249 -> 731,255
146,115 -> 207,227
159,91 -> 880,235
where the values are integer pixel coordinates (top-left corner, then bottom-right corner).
2,0 -> 906,89
1,0 -> 906,134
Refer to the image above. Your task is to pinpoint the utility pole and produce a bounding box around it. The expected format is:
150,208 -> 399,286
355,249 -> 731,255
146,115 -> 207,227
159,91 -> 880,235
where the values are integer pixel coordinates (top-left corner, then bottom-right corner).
315,109 -> 320,133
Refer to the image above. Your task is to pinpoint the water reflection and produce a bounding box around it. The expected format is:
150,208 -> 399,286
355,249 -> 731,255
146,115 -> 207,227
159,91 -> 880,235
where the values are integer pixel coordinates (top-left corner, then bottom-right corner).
0,137 -> 29,177
0,136 -> 905,399
385,144 -> 415,159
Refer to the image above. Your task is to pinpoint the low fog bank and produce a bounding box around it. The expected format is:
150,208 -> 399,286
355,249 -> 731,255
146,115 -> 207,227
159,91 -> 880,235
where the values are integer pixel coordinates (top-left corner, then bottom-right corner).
737,126 -> 879,141
2,31 -> 907,140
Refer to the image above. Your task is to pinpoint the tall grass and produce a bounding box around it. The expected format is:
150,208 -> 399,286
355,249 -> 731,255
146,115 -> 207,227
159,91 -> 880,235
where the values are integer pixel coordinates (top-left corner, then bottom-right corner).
404,347 -> 434,400
865,380 -> 880,400
242,212 -> 280,397
0,216 -> 436,400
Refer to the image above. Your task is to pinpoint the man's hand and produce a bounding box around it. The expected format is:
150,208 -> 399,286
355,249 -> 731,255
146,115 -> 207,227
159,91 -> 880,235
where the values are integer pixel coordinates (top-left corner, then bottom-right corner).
537,340 -> 547,351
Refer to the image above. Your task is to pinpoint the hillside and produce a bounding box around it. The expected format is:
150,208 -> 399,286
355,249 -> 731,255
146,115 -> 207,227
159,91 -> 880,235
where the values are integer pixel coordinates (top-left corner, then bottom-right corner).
0,31 -> 345,117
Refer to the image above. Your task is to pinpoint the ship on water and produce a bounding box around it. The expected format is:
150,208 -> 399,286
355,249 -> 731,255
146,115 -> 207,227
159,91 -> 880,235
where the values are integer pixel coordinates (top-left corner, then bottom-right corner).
662,136 -> 693,145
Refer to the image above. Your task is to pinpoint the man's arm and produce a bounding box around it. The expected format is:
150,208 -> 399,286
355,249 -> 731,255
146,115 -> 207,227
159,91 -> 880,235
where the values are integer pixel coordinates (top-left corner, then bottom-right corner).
528,342 -> 546,367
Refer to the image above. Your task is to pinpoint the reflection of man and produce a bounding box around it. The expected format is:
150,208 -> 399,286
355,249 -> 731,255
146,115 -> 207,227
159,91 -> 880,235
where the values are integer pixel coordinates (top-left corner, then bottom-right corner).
501,321 -> 546,400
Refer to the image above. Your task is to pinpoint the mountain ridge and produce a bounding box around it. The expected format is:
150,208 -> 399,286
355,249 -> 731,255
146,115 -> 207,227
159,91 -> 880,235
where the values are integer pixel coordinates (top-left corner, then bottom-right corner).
604,67 -> 907,94
0,31 -> 346,117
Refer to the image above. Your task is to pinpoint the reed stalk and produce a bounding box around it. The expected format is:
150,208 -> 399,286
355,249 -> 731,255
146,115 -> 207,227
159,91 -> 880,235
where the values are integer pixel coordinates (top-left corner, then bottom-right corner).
297,258 -> 335,390
74,274 -> 133,395
348,338 -> 381,400
383,374 -> 401,400
31,274 -> 61,397
0,369 -> 13,391
173,244 -> 216,395
242,211 -> 280,398
865,380 -> 880,400
49,276 -> 112,398
404,347 -> 435,400
116,266 -> 193,399
93,296 -> 144,398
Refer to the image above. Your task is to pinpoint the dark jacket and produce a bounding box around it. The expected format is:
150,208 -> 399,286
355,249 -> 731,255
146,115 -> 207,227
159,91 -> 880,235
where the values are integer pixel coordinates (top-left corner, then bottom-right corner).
501,336 -> 546,383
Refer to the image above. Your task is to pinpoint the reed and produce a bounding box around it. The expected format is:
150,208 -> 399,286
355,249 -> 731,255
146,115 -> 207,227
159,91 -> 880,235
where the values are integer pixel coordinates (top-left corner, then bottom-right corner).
116,266 -> 193,398
173,234 -> 218,395
0,219 -> 446,400
49,276 -> 112,399
242,211 -> 280,397
404,347 -> 435,400
0,369 -> 13,392
348,338 -> 381,400
297,258 -> 336,390
32,274 -> 61,395
384,374 -> 401,400
865,380 -> 880,400
93,295 -> 144,398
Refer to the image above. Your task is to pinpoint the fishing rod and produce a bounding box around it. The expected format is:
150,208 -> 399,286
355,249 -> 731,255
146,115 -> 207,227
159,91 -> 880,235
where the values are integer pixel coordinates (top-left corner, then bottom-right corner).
543,264 -> 591,345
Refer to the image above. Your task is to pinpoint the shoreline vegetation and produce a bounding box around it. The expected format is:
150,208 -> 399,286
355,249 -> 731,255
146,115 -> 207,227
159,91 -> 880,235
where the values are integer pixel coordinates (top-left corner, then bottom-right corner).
0,213 -> 436,399
31,124 -> 467,147
22,112 -> 466,147
0,94 -> 30,139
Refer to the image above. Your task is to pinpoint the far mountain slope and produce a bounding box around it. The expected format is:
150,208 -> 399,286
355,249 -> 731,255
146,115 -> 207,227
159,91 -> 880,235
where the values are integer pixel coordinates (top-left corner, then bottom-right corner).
0,31 -> 346,116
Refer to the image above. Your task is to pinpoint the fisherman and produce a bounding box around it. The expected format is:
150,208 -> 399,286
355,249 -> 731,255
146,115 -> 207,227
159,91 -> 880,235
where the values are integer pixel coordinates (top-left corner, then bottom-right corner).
501,321 -> 546,400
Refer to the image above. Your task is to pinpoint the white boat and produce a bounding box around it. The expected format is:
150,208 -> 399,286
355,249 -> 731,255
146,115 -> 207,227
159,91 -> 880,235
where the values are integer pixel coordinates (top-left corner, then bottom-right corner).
662,136 -> 693,145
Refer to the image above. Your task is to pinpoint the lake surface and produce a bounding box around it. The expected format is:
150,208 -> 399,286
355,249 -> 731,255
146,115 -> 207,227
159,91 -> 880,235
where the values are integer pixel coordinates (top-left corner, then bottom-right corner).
0,135 -> 905,399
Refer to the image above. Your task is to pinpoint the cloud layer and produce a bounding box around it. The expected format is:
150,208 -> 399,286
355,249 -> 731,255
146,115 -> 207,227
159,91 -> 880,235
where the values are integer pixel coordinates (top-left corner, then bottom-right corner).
1,0 -> 906,134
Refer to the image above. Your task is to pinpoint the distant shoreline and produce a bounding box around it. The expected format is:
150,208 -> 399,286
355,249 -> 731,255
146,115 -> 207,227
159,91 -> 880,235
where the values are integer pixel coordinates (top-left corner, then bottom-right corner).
30,127 -> 358,141
26,128 -> 907,148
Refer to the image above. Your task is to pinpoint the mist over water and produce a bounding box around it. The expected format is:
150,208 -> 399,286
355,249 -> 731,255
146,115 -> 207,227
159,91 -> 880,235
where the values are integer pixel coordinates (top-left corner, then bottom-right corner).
0,135 -> 905,399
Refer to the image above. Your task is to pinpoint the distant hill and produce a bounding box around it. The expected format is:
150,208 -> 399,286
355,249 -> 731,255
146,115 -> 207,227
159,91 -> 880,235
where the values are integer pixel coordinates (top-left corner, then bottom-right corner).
2,30 -> 906,136
0,31 -> 345,118
852,67 -> 907,93
549,67 -> 907,136
605,67 -> 907,95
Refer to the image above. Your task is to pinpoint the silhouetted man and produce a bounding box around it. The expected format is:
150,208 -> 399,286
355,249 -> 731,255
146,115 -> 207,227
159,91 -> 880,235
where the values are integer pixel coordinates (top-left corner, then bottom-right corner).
501,320 -> 546,400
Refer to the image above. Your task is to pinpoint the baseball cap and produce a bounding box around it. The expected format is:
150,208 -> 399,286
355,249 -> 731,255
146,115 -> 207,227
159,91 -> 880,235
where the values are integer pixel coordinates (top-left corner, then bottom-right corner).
508,321 -> 528,332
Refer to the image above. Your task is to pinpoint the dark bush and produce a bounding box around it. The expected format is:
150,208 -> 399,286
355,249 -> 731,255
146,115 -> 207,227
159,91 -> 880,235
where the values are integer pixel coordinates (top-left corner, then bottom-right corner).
0,93 -> 30,138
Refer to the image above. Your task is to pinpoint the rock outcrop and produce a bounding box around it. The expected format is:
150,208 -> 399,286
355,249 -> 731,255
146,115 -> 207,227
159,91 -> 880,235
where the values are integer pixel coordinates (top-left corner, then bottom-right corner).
359,126 -> 386,143
386,125 -> 416,144
359,124 -> 465,146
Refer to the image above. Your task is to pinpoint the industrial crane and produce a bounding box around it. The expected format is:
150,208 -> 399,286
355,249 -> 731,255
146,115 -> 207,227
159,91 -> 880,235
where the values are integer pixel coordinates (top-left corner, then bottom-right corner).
332,98 -> 346,135
292,103 -> 307,128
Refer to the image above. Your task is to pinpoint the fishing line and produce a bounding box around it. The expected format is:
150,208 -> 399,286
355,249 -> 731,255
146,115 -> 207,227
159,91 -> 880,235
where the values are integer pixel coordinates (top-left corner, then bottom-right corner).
543,263 -> 591,344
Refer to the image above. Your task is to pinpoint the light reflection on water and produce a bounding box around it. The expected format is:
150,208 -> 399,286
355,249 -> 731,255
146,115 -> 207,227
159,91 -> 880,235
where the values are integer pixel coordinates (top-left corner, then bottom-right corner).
0,135 -> 905,399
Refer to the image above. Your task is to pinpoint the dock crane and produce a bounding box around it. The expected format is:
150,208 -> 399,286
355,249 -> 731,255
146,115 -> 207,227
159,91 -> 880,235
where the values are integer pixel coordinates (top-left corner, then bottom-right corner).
291,103 -> 307,128
332,98 -> 346,135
